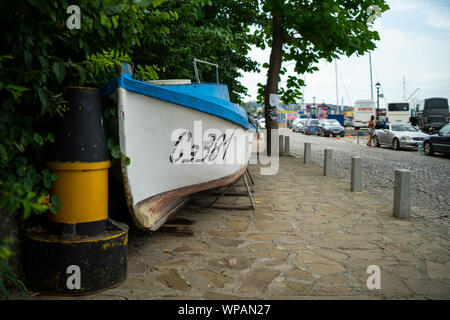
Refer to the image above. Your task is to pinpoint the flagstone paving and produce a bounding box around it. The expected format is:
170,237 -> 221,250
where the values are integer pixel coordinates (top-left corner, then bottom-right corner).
25,155 -> 450,300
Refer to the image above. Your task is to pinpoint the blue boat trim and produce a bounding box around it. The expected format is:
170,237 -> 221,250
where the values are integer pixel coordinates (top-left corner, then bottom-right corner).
101,73 -> 255,131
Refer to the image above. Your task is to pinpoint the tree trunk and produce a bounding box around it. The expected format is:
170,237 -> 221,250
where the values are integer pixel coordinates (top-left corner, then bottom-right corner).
264,13 -> 284,156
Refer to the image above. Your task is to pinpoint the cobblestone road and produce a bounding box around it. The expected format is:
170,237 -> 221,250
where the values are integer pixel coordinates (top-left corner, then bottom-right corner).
279,128 -> 450,230
22,154 -> 450,300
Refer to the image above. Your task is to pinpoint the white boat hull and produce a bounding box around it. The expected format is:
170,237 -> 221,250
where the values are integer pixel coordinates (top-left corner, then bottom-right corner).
115,88 -> 254,230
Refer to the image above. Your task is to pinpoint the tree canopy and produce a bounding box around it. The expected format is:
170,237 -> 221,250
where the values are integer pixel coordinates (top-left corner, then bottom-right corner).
133,0 -> 261,103
253,0 -> 389,153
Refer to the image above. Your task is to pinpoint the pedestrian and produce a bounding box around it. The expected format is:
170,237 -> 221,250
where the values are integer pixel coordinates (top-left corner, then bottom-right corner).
306,115 -> 312,127
305,115 -> 312,135
367,115 -> 375,146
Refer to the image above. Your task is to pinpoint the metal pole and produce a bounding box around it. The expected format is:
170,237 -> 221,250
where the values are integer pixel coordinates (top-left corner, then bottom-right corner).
369,52 -> 373,100
193,58 -> 219,84
403,76 -> 406,101
377,86 -> 380,124
335,60 -> 339,106
313,97 -> 316,117
193,60 -> 200,84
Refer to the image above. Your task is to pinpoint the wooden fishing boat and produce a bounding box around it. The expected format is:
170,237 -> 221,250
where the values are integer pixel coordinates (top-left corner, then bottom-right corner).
101,62 -> 256,231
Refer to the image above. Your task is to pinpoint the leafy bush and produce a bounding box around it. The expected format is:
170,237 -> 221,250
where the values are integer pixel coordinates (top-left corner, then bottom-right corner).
0,0 -> 259,298
0,181 -> 48,299
0,0 -> 176,299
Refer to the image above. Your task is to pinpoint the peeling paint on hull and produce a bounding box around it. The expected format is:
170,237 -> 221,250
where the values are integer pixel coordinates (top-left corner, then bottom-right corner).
135,166 -> 247,231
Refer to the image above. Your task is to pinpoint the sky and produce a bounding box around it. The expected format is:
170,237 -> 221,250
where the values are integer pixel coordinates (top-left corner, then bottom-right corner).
238,0 -> 450,108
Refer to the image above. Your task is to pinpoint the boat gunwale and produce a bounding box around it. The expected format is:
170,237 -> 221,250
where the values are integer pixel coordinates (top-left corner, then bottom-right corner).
100,73 -> 256,132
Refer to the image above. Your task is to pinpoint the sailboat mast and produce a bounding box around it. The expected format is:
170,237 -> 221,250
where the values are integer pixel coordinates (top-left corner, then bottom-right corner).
335,60 -> 339,106
403,76 -> 406,100
369,52 -> 374,100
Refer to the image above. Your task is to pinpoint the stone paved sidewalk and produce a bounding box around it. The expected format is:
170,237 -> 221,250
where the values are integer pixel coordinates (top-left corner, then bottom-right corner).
25,154 -> 450,300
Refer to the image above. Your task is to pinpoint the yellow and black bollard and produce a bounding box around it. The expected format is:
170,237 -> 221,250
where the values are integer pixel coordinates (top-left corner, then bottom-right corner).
24,87 -> 128,295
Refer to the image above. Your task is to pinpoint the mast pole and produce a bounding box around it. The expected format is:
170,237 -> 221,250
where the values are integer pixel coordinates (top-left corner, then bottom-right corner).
335,60 -> 339,107
369,52 -> 374,100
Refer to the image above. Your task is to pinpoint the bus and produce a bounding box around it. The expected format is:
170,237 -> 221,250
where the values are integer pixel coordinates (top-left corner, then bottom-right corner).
416,98 -> 449,133
387,102 -> 410,124
353,100 -> 376,130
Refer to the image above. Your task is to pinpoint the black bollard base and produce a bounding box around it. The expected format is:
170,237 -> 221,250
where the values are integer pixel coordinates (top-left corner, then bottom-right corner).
24,219 -> 128,296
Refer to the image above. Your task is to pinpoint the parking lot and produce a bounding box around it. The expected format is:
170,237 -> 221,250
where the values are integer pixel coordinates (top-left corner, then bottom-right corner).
281,127 -> 450,230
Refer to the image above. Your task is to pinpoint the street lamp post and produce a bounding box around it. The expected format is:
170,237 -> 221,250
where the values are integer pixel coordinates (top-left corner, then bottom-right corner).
313,96 -> 316,117
375,82 -> 380,127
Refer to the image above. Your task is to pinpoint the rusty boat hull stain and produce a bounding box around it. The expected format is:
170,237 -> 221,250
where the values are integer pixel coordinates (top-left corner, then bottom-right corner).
134,166 -> 247,231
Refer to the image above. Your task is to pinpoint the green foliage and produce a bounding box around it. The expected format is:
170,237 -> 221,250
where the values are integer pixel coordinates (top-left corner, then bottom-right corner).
255,0 -> 390,105
0,0 -> 176,210
83,50 -> 132,85
0,0 -> 175,299
132,0 -> 260,104
0,182 -> 49,220
0,181 -> 48,299
107,137 -> 131,166
0,239 -> 29,300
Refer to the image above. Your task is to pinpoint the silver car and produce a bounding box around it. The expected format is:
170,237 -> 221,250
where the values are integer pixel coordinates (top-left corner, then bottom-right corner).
292,118 -> 306,132
373,123 -> 429,150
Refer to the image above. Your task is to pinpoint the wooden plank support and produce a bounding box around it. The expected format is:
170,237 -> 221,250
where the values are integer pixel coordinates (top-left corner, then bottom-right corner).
207,173 -> 255,210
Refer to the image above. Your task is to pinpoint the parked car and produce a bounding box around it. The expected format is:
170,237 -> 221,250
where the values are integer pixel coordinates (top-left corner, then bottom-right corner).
304,119 -> 320,135
292,118 -> 306,133
423,122 -> 450,156
287,116 -> 297,129
299,123 -> 308,134
317,119 -> 346,137
373,123 -> 429,150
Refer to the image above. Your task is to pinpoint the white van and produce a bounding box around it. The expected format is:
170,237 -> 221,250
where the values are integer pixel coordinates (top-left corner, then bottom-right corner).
353,100 -> 376,129
387,102 -> 410,124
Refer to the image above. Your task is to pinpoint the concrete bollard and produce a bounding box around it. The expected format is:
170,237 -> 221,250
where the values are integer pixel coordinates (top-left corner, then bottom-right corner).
279,134 -> 284,154
304,142 -> 311,163
324,149 -> 333,176
285,136 -> 290,154
351,156 -> 363,192
357,131 -> 363,144
393,169 -> 411,218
